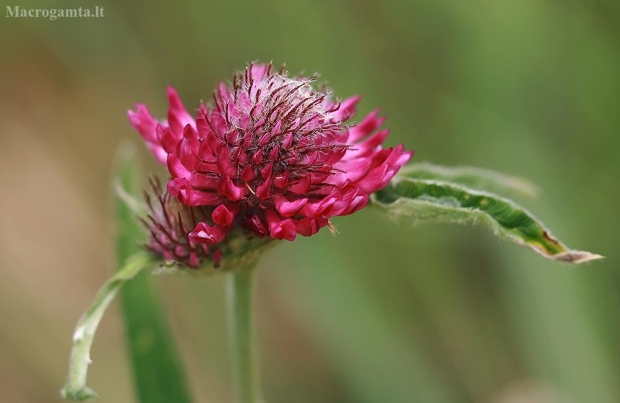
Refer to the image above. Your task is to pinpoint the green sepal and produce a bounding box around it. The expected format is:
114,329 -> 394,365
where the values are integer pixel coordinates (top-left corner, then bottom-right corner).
152,234 -> 276,277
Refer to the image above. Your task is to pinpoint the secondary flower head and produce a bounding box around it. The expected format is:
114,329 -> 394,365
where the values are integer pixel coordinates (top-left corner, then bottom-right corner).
129,63 -> 412,264
140,178 -> 214,268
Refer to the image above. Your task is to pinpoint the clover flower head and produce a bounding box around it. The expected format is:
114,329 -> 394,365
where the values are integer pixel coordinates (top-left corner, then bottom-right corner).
140,178 -> 218,268
129,63 -> 412,266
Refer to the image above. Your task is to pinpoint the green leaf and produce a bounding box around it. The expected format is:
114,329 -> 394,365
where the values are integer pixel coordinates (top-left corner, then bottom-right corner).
114,143 -> 193,403
371,177 -> 602,264
400,163 -> 538,198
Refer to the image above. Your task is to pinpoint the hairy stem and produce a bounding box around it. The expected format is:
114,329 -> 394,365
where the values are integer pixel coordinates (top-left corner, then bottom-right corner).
226,262 -> 261,403
61,251 -> 154,401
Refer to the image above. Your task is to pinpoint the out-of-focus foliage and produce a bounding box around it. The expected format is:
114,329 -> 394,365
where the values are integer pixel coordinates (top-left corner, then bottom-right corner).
114,146 -> 193,403
0,0 -> 618,402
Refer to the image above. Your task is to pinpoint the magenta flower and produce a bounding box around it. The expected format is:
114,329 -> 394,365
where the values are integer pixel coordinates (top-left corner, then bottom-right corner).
129,63 -> 412,263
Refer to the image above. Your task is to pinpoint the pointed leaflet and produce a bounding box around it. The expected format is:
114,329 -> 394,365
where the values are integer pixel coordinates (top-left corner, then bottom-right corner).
371,177 -> 602,264
114,143 -> 193,403
399,163 -> 538,198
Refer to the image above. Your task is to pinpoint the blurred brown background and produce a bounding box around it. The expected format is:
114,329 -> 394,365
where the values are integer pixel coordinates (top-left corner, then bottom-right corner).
1,0 -> 619,402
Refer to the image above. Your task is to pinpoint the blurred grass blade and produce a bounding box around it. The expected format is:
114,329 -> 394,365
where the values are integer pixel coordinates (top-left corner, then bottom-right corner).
399,163 -> 538,198
371,178 -> 602,264
115,179 -> 147,217
61,252 -> 155,401
114,143 -> 193,403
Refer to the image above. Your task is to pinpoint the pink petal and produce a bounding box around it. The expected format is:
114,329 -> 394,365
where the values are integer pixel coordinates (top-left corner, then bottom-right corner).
178,124 -> 201,167
256,178 -> 272,200
347,110 -> 386,143
168,178 -> 223,206
323,188 -> 357,217
289,175 -> 311,194
248,63 -> 270,81
242,165 -> 256,181
196,112 -> 212,138
329,158 -> 372,186
273,172 -> 288,188
341,192 -> 369,216
157,124 -> 179,154
281,133 -> 294,149
357,163 -> 389,193
247,215 -> 268,237
294,217 -> 320,236
329,95 -> 361,122
346,129 -> 390,160
260,162 -> 273,179
128,105 -> 168,165
218,176 -> 248,201
212,204 -> 236,227
274,196 -> 308,217
167,86 -> 195,134
189,222 -> 228,245
128,105 -> 157,142
217,148 -> 238,177
386,145 -> 414,168
188,172 -> 219,189
265,210 -> 297,241
167,154 -> 191,179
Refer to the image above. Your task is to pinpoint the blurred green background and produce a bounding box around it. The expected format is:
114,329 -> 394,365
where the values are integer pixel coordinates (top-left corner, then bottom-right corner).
1,0 -> 619,402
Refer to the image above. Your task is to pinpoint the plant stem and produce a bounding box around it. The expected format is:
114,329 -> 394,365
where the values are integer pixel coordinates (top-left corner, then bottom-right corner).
226,262 -> 261,403
61,251 -> 154,401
